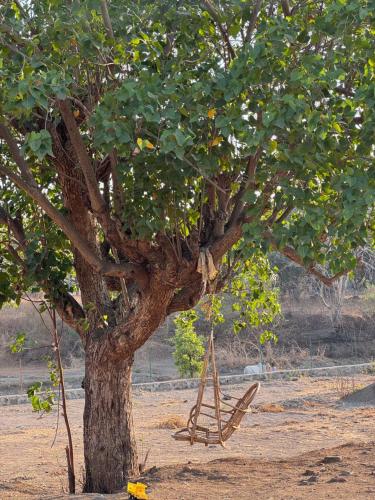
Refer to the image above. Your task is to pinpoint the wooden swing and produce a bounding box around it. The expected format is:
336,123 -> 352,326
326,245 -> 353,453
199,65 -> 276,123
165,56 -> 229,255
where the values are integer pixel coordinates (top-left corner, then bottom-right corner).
173,328 -> 260,447
173,249 -> 259,447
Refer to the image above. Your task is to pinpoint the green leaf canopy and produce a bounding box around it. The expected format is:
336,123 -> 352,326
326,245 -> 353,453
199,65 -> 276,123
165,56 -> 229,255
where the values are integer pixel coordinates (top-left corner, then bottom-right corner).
0,0 -> 374,306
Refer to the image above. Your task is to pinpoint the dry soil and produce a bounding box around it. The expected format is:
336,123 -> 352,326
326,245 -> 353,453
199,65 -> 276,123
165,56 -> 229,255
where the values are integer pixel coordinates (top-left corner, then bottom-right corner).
1,375 -> 375,499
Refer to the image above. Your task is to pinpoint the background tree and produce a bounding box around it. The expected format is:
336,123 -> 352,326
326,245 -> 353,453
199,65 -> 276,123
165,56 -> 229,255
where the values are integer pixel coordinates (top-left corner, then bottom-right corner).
0,0 -> 374,493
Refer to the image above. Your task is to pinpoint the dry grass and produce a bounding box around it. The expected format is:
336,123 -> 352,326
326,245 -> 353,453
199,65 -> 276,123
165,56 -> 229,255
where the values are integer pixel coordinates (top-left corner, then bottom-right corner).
216,339 -> 250,369
257,403 -> 284,413
155,415 -> 186,429
216,336 -> 313,372
331,377 -> 363,398
0,298 -> 82,364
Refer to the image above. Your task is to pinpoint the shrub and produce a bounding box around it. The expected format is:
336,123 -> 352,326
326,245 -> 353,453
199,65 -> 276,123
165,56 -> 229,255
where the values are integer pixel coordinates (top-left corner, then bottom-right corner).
171,311 -> 205,378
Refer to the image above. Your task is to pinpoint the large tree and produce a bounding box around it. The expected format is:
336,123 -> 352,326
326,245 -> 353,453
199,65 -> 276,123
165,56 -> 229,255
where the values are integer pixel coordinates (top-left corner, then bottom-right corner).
0,0 -> 374,493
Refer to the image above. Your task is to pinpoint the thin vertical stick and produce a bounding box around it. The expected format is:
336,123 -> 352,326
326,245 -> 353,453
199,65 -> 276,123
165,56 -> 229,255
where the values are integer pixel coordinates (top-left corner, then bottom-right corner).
25,296 -> 76,492
52,309 -> 76,494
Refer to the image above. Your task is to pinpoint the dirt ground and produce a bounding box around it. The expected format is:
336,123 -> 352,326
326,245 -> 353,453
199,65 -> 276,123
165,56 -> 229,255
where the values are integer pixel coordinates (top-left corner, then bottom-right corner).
1,375 -> 375,499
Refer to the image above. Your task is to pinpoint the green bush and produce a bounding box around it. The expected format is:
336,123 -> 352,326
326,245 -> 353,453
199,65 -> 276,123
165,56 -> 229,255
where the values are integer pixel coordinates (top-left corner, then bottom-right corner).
172,311 -> 205,378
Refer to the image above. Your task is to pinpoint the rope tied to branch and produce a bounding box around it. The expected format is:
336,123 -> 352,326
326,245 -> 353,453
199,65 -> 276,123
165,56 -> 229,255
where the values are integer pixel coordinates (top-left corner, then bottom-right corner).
197,248 -> 218,296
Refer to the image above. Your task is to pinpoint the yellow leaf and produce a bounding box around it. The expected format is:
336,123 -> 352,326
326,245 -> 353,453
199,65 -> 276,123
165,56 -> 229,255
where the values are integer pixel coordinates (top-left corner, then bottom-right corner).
270,139 -> 277,151
207,108 -> 216,119
145,140 -> 154,150
332,122 -> 342,133
73,110 -> 80,118
179,106 -> 189,117
209,136 -> 223,147
136,137 -> 143,150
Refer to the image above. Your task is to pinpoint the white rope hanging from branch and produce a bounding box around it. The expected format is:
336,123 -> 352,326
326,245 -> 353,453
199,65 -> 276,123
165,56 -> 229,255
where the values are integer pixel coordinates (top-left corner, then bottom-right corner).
196,248 -> 218,296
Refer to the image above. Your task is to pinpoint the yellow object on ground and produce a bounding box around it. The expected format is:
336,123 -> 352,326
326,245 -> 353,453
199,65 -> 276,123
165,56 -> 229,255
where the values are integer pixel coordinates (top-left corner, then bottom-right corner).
127,481 -> 148,500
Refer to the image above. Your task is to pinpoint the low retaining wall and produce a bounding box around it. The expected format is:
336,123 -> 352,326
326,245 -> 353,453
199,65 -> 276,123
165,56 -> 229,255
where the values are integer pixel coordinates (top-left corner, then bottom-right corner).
0,361 -> 373,406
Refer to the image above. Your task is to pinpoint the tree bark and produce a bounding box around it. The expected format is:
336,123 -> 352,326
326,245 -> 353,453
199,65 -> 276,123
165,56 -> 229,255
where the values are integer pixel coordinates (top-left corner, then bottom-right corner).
83,346 -> 138,493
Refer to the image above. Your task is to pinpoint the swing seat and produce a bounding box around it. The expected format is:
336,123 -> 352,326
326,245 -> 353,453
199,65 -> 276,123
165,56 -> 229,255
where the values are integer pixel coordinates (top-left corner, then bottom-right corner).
173,382 -> 260,446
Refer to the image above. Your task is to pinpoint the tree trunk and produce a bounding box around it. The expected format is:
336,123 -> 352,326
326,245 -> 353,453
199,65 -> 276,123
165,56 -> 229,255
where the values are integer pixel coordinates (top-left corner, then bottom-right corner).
83,348 -> 138,493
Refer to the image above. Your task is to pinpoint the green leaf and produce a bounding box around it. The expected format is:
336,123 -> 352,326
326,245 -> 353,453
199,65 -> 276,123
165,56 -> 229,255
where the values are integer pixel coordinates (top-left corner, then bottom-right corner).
26,130 -> 54,160
9,332 -> 26,353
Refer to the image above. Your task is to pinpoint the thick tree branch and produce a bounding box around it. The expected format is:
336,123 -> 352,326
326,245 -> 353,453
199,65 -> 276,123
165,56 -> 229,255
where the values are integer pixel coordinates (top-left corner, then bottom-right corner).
245,0 -> 263,42
100,0 -> 114,38
102,261 -> 150,287
0,157 -> 146,283
212,173 -> 231,238
167,278 -> 203,314
67,96 -> 91,118
282,246 -> 349,286
0,206 -> 26,247
58,100 -> 136,260
5,243 -> 25,266
58,100 -> 107,216
0,123 -> 35,182
280,0 -> 291,16
170,220 -> 243,297
201,1 -> 236,60
53,293 -> 86,337
210,224 -> 243,264
227,149 -> 261,228
263,230 -> 350,286
168,217 -> 255,314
